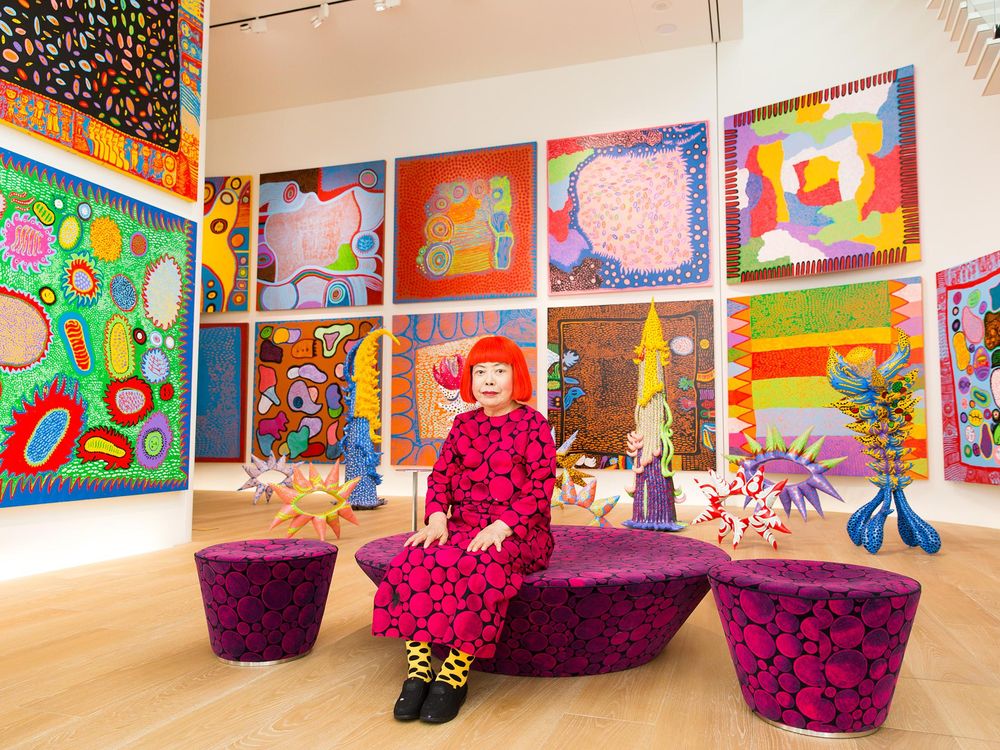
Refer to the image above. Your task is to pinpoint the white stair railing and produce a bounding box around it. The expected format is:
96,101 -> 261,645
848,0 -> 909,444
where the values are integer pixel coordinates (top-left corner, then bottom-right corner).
928,0 -> 1000,94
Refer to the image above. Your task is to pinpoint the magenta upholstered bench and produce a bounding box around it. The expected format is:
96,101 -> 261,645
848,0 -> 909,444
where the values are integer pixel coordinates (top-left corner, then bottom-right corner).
355,525 -> 730,676
195,539 -> 337,665
708,559 -> 921,738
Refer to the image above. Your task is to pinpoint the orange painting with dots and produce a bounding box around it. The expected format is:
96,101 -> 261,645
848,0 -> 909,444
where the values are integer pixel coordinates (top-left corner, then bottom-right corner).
394,143 -> 536,302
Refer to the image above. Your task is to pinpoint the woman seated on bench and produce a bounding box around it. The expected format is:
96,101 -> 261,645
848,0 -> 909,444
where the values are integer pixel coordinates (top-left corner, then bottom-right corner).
370,335 -> 557,724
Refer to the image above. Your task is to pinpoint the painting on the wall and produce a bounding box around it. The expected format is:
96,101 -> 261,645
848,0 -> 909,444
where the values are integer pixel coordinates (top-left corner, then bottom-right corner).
391,310 -> 537,465
257,161 -> 385,311
252,316 -> 380,461
0,1 -> 203,200
548,122 -> 711,294
937,250 -> 1000,485
0,148 -> 196,507
201,176 -> 251,313
728,276 -> 927,478
394,143 -> 536,303
547,301 -> 715,470
195,323 -> 248,462
724,65 -> 920,283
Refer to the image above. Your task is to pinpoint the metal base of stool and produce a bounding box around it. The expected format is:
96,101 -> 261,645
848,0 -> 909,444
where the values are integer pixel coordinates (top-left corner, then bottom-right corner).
216,649 -> 312,667
759,714 -> 879,739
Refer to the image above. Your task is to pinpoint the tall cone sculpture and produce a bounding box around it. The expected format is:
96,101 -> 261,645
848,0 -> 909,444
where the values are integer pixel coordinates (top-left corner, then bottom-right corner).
623,302 -> 684,531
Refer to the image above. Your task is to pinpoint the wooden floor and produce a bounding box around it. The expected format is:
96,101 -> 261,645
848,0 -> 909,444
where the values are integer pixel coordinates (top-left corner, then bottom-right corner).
2,492 -> 999,750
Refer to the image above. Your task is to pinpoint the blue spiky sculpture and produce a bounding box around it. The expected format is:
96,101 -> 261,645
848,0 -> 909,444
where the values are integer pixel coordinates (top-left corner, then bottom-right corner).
343,328 -> 398,510
729,425 -> 846,519
827,332 -> 941,554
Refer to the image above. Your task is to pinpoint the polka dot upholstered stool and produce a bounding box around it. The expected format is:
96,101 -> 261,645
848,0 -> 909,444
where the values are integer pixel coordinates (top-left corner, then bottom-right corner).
356,526 -> 730,676
195,539 -> 338,665
708,559 -> 921,738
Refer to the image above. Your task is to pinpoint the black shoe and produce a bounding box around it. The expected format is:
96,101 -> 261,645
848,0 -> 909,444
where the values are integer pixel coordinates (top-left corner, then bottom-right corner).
419,681 -> 468,724
393,675 -> 434,721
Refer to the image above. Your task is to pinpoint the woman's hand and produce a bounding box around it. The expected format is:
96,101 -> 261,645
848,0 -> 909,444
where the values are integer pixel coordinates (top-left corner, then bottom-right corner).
404,512 -> 449,548
467,521 -> 512,553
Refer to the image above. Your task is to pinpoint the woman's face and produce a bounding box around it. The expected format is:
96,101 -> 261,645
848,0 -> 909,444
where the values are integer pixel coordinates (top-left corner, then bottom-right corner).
471,360 -> 514,415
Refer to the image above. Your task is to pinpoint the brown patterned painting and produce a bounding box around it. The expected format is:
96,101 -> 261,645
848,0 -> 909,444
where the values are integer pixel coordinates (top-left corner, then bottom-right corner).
547,301 -> 715,470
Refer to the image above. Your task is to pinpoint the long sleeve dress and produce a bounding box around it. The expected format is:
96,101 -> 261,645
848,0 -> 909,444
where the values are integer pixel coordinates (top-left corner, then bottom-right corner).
371,405 -> 557,658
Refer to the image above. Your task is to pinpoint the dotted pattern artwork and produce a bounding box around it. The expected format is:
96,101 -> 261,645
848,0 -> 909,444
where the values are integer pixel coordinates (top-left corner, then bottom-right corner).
709,558 -> 921,735
201,177 -> 251,312
195,538 -> 337,663
358,526 -> 730,676
547,300 -> 715,470
0,148 -> 195,506
937,249 -> 1000,485
390,309 -> 537,466
394,143 -> 536,303
548,123 -> 710,294
195,323 -> 247,462
0,1 -> 203,200
257,161 -> 385,310
252,316 -> 380,462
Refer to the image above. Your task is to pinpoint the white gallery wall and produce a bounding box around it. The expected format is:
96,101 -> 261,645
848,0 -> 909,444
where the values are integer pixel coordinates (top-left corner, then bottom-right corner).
200,0 -> 1000,532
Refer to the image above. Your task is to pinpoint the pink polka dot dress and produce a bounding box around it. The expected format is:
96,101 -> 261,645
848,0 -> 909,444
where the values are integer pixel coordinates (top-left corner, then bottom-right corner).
372,405 -> 557,658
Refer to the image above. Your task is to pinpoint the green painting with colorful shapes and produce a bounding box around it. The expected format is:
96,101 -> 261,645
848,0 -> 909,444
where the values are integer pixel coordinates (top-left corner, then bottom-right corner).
0,148 -> 196,507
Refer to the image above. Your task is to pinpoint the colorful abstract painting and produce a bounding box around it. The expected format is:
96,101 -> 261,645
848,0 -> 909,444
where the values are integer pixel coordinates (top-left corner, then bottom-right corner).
724,65 -> 920,283
257,161 -> 385,311
195,323 -> 247,462
0,148 -> 196,507
391,310 -> 537,465
547,301 -> 715,470
394,143 -> 536,303
0,2 -> 203,201
201,176 -> 251,313
728,277 -> 927,478
548,122 -> 711,294
252,316 -> 380,461
937,250 -> 1000,485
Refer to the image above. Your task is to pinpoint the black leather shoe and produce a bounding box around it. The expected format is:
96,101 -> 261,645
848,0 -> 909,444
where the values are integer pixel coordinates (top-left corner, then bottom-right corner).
419,681 -> 468,724
393,676 -> 434,721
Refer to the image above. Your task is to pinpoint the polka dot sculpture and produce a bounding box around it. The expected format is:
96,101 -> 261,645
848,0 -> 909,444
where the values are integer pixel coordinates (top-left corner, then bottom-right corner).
194,539 -> 338,665
708,559 -> 921,737
356,526 -> 730,676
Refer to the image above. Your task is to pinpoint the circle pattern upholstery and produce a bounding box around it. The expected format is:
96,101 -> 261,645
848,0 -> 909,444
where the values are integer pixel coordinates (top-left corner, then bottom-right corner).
195,538 -> 337,663
357,525 -> 730,676
708,559 -> 921,735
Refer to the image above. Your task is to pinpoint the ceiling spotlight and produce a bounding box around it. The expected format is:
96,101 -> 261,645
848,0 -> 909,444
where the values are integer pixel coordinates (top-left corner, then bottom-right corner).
240,17 -> 268,33
374,0 -> 401,12
311,2 -> 330,28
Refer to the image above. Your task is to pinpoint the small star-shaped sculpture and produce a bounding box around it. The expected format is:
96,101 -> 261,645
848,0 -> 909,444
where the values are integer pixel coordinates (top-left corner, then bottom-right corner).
692,467 -> 791,550
554,431 -> 593,487
239,452 -> 301,504
268,466 -> 361,541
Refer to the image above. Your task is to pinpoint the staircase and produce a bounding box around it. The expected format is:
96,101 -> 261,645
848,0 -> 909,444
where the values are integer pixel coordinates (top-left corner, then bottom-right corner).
928,0 -> 1000,94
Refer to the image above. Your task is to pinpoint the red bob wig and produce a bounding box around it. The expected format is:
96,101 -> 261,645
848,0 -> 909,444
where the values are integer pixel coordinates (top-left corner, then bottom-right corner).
459,336 -> 533,404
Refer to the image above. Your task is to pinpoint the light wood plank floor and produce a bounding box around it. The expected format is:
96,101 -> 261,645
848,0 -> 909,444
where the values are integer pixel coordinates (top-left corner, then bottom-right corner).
2,492 -> 999,749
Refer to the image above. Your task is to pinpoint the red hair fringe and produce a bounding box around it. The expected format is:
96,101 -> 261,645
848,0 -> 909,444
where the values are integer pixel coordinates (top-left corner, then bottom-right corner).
459,336 -> 532,403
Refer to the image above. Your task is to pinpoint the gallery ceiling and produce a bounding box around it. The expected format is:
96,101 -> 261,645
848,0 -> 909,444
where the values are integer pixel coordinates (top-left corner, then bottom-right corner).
206,0 -> 742,119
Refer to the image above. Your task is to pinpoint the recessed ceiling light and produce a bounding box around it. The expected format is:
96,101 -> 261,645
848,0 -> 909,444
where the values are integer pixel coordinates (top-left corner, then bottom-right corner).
656,23 -> 678,35
652,0 -> 672,11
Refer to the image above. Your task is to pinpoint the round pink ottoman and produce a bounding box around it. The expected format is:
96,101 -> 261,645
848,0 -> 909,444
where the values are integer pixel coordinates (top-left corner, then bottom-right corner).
708,559 -> 921,737
195,538 -> 337,665
356,525 -> 730,676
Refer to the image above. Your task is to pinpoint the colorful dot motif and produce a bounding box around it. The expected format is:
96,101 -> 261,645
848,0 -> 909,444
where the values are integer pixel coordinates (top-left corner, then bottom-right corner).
359,526 -> 730,676
709,559 -> 920,735
194,539 -> 337,663
370,406 -> 555,658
